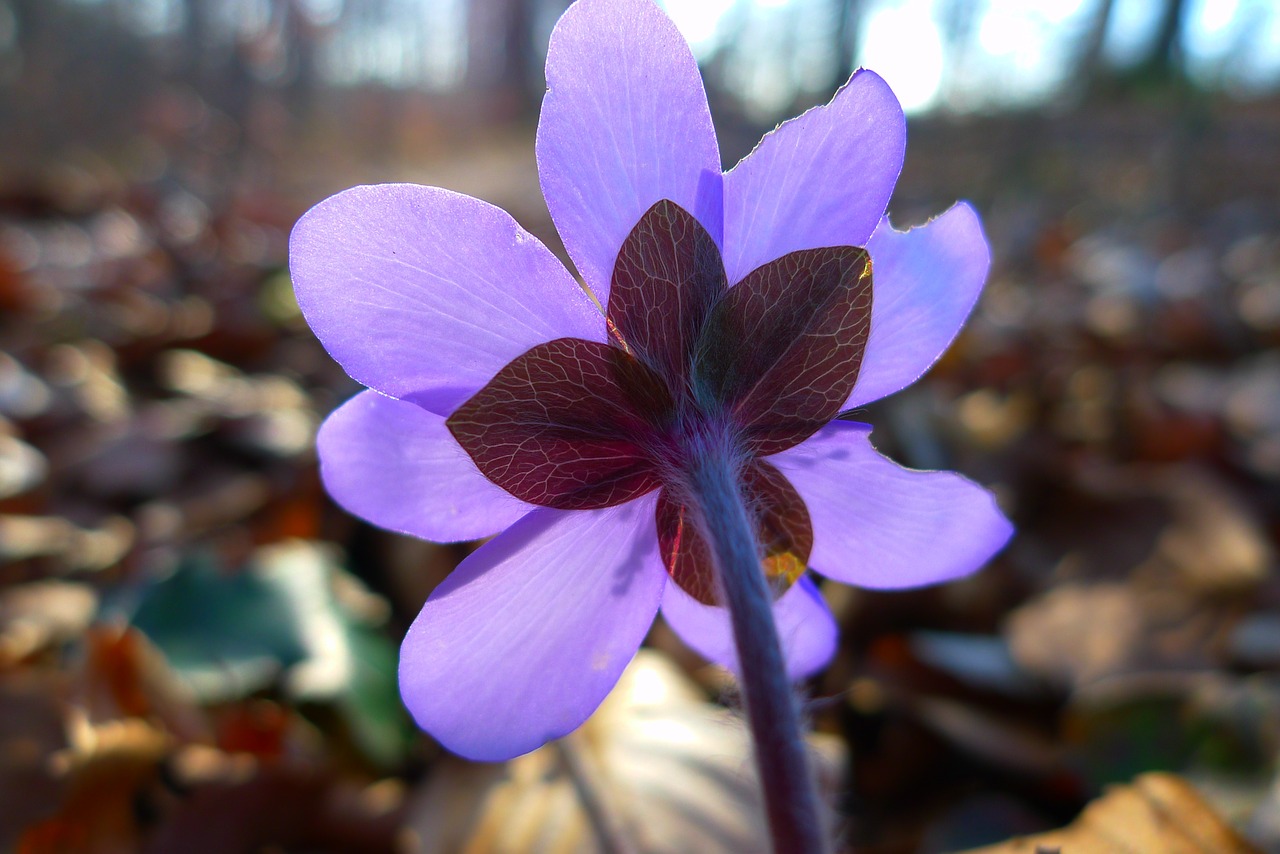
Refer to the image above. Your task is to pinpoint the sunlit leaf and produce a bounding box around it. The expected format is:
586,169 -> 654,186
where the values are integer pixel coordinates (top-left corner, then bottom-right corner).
608,199 -> 726,395
405,650 -> 845,854
447,338 -> 670,509
695,245 -> 872,455
961,772 -> 1260,853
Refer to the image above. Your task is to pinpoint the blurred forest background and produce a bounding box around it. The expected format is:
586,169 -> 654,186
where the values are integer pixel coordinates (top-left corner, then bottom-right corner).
2,0 -> 1280,851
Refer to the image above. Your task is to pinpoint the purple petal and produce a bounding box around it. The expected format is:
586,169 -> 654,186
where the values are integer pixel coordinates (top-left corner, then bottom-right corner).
317,391 -> 530,543
846,203 -> 991,408
537,0 -> 722,303
290,184 -> 605,416
721,70 -> 905,285
400,496 -> 666,761
661,575 -> 837,681
770,421 -> 1012,589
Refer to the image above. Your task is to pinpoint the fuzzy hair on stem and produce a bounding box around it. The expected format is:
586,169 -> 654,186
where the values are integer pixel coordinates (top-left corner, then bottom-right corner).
683,432 -> 831,854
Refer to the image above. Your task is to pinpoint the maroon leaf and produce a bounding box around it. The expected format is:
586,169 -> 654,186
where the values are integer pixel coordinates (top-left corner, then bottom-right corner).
656,461 -> 813,605
747,461 -> 814,592
447,338 -> 671,510
695,246 -> 872,455
655,491 -> 715,604
608,200 -> 727,398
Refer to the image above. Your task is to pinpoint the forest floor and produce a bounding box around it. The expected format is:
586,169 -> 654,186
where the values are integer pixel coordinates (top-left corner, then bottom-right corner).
1,92 -> 1279,852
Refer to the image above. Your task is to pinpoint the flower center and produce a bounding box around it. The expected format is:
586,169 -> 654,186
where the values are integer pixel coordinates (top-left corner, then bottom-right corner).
446,199 -> 873,603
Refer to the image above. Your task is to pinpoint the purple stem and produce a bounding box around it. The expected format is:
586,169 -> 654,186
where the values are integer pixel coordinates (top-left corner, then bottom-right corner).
687,442 -> 829,854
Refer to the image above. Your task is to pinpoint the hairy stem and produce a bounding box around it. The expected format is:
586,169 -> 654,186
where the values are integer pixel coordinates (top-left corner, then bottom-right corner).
687,444 -> 829,854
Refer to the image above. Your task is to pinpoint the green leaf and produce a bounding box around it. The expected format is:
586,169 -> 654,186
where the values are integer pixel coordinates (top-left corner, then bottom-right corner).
132,552 -> 307,702
132,542 -> 414,767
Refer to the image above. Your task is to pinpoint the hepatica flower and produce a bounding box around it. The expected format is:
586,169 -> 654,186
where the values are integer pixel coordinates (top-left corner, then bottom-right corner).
292,0 -> 1012,762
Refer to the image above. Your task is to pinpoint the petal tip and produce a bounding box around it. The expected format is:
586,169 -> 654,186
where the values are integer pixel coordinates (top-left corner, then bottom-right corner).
396,501 -> 664,762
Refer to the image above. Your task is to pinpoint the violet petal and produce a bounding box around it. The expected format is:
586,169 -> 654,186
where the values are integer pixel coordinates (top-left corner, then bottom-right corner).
661,575 -> 837,681
290,184 -> 605,417
399,496 -> 666,761
317,391 -> 531,543
770,421 -> 1013,589
847,203 -> 991,408
721,70 -> 905,285
537,0 -> 722,304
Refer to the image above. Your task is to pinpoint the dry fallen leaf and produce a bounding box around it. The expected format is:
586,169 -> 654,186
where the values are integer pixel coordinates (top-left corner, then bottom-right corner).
0,581 -> 98,667
19,716 -> 171,854
0,433 -> 47,498
0,670 -> 70,852
403,650 -> 845,854
1005,582 -> 1149,688
78,626 -> 209,744
140,746 -> 403,854
0,515 -> 134,574
960,772 -> 1261,853
1141,468 -> 1274,595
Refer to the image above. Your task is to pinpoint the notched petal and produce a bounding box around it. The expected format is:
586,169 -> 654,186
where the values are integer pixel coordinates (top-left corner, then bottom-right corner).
447,338 -> 671,510
608,200 -> 727,399
695,246 -> 873,455
537,0 -> 722,303
770,420 -> 1013,590
847,203 -> 990,408
655,461 -> 813,605
720,69 -> 905,284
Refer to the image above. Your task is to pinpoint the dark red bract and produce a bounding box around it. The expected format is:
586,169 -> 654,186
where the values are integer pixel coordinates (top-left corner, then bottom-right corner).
448,200 -> 873,604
